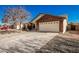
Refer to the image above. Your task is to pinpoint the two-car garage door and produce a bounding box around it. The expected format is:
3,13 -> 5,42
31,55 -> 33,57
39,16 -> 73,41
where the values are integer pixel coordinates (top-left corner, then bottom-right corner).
39,21 -> 59,32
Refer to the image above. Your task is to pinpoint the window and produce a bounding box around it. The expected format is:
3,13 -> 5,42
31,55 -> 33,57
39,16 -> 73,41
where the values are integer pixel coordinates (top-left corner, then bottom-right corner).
49,22 -> 50,24
54,22 -> 55,24
51,22 -> 52,24
40,22 -> 43,24
56,21 -> 59,24
56,22 -> 58,24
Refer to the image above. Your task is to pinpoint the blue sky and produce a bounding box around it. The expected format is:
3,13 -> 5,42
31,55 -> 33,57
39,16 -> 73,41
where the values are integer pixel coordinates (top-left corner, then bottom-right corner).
0,5 -> 79,24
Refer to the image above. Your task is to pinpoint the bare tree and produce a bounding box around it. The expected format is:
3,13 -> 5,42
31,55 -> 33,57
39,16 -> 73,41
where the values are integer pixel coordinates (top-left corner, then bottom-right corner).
3,6 -> 31,29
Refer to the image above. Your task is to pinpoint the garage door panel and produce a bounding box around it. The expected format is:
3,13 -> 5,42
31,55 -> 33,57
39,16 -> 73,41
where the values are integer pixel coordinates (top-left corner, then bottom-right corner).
39,21 -> 59,32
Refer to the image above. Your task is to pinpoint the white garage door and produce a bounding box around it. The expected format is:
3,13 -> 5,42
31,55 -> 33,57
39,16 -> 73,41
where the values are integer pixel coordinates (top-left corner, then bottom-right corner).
39,21 -> 59,32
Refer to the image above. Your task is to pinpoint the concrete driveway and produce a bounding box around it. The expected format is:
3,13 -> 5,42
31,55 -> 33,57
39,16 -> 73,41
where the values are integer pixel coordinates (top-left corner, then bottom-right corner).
0,32 -> 58,53
37,33 -> 79,53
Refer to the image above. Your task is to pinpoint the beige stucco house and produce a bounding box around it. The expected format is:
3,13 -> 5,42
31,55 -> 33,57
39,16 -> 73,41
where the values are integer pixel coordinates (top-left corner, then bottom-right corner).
32,14 -> 67,33
13,22 -> 23,30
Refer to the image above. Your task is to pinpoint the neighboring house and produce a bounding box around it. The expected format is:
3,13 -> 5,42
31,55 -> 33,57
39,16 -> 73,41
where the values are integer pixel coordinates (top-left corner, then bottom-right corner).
13,22 -> 24,30
13,22 -> 29,30
67,23 -> 79,31
32,14 -> 67,33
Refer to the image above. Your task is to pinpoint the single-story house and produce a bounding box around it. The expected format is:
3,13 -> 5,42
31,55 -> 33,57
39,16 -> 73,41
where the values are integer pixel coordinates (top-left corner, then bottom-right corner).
32,14 -> 67,33
67,23 -> 79,31
13,22 -> 30,30
13,22 -> 24,30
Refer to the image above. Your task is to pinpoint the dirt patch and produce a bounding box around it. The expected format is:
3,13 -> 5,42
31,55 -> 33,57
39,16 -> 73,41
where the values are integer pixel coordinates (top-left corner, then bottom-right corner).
36,35 -> 79,53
